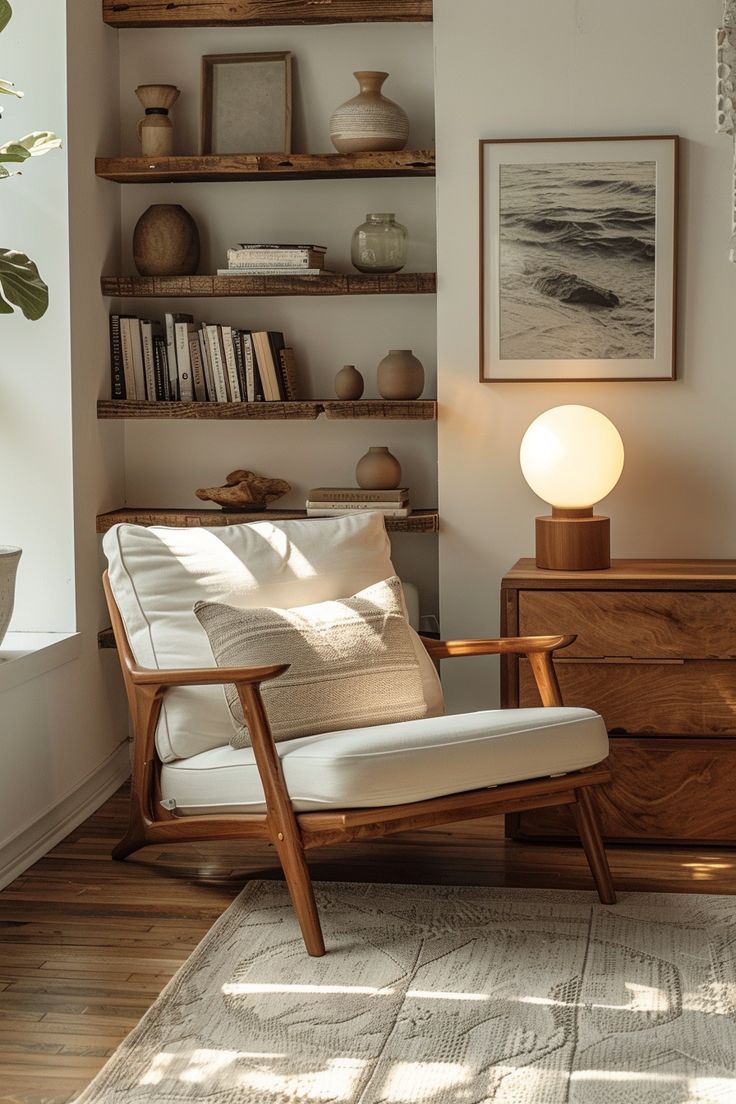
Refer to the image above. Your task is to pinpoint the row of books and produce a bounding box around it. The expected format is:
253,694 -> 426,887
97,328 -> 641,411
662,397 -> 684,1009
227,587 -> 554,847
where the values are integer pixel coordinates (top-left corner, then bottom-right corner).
218,242 -> 328,278
109,314 -> 298,403
305,487 -> 411,519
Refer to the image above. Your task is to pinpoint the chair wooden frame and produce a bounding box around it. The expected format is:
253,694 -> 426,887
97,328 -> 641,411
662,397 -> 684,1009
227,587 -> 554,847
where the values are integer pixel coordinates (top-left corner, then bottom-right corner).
103,571 -> 615,956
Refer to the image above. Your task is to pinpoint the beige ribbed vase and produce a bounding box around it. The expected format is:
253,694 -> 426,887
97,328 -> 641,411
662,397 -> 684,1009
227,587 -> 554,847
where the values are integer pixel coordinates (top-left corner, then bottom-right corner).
330,72 -> 409,154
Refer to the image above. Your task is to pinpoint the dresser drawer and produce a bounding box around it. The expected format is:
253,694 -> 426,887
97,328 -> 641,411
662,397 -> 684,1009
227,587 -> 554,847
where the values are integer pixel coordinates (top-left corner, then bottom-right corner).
518,590 -> 736,659
510,737 -> 736,843
520,659 -> 736,735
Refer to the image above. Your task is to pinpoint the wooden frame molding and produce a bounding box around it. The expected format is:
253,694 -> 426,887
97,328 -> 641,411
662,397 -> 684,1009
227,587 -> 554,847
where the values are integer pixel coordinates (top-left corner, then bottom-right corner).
104,573 -> 615,956
101,1 -> 434,28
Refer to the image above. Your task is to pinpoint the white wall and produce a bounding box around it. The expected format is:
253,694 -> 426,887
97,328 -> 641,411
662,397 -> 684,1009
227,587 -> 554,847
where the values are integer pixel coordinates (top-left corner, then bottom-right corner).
0,0 -> 74,631
115,23 -> 439,617
0,1 -> 128,886
436,0 -> 736,712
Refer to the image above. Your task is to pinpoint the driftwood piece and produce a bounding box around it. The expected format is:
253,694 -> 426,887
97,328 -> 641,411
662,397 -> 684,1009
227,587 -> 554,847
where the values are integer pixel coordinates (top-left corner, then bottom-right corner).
195,469 -> 291,511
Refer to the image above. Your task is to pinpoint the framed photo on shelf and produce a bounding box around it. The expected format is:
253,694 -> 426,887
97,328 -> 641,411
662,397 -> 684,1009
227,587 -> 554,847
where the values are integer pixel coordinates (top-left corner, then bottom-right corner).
201,52 -> 293,155
479,135 -> 679,382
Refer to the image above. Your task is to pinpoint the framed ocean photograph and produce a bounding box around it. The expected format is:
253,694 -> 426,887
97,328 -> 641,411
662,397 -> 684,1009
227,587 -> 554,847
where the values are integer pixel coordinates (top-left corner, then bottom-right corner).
479,136 -> 679,381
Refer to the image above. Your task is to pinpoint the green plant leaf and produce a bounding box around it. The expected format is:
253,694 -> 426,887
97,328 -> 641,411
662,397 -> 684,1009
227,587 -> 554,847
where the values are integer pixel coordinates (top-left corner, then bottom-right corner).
0,132 -> 62,166
0,140 -> 31,164
19,131 -> 62,156
0,249 -> 49,319
0,1 -> 12,34
0,79 -> 22,98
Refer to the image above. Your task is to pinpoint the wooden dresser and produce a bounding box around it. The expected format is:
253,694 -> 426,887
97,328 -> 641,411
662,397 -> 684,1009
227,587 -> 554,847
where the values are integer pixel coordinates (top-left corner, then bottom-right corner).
501,559 -> 736,845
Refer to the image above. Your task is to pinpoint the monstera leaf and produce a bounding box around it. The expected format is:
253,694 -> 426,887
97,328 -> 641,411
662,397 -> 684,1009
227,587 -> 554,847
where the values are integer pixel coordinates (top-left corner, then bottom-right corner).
0,1 -> 11,34
0,131 -> 61,170
0,250 -> 49,319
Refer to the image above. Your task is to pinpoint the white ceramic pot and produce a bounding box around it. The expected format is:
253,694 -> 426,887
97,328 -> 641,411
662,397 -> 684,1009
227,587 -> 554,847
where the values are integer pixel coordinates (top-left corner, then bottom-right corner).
0,546 -> 21,647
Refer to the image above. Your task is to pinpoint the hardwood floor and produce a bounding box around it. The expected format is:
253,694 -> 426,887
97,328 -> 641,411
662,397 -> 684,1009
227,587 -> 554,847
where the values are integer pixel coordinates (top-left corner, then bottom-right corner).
1,782 -> 735,1103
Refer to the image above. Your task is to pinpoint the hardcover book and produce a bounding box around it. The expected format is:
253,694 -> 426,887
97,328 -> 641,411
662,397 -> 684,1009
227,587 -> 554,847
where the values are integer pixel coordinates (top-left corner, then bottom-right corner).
109,314 -> 126,400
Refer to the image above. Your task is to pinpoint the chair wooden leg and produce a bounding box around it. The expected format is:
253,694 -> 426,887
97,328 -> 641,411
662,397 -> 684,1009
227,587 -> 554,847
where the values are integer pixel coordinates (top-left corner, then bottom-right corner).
273,830 -> 325,957
572,786 -> 616,905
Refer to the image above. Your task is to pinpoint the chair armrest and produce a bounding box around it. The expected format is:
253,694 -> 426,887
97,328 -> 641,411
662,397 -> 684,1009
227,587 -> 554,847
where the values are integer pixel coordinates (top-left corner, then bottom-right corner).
420,634 -> 575,660
420,634 -> 575,708
127,661 -> 289,688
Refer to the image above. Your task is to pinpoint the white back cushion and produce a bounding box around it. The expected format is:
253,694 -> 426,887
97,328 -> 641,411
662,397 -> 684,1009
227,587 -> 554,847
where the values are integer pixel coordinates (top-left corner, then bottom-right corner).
103,513 -> 444,761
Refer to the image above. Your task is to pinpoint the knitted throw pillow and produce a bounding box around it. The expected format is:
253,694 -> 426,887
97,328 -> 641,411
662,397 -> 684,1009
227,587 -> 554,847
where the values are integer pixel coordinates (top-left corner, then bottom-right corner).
193,576 -> 428,748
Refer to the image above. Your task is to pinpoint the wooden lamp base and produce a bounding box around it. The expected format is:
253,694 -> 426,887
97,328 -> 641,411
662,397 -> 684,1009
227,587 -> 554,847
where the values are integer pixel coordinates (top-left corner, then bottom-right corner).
535,508 -> 610,571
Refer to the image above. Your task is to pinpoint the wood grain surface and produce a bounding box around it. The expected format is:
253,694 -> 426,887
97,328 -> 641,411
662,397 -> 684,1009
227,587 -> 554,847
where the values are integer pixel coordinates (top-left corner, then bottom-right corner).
96,399 -> 438,420
503,558 -> 736,590
520,659 -> 736,736
2,782 -> 735,1103
100,273 -> 437,298
511,737 -> 736,843
518,590 -> 736,659
95,150 -> 435,182
95,507 -> 439,533
102,0 -> 433,28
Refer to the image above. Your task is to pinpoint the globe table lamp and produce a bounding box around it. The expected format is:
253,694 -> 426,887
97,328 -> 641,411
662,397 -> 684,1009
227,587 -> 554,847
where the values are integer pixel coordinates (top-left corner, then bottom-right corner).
520,405 -> 624,571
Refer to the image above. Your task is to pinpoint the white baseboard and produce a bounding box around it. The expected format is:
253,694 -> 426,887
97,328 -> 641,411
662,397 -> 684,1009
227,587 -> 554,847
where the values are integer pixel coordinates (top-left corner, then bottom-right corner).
0,742 -> 131,891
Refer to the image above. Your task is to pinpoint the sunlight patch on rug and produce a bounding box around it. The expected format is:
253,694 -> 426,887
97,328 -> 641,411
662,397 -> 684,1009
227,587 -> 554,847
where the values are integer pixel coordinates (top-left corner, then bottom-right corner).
72,881 -> 736,1104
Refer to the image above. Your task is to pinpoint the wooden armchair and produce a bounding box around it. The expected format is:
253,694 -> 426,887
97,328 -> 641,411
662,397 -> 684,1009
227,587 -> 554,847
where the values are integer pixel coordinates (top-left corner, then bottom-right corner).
104,573 -> 615,958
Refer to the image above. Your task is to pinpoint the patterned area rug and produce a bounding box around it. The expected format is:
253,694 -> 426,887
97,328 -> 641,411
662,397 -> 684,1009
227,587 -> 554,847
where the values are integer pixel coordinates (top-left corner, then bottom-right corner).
74,881 -> 736,1103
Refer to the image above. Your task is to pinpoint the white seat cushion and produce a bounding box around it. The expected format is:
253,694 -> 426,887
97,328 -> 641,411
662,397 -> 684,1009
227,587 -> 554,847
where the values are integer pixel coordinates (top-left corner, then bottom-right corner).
103,513 -> 444,762
160,706 -> 609,814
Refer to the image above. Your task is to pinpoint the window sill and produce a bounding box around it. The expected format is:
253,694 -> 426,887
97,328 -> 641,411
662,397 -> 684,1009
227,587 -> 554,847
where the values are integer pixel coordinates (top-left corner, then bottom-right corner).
0,632 -> 82,693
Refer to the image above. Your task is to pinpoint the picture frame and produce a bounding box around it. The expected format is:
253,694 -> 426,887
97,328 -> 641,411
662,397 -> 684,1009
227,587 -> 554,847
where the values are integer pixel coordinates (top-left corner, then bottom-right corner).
201,52 -> 293,156
479,135 -> 679,382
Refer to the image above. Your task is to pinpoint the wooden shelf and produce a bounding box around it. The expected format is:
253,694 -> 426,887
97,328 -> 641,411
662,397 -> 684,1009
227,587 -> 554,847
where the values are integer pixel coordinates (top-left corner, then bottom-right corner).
101,273 -> 436,297
95,150 -> 435,183
102,1 -> 432,28
96,507 -> 439,533
97,399 -> 437,420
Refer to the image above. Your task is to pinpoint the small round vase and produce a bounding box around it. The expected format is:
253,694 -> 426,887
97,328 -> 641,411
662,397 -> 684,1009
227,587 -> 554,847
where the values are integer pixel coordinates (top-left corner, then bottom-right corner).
0,546 -> 21,648
135,84 -> 180,157
334,365 -> 364,400
133,204 -> 200,277
356,446 -> 402,490
330,71 -> 409,154
377,349 -> 425,400
351,213 -> 408,274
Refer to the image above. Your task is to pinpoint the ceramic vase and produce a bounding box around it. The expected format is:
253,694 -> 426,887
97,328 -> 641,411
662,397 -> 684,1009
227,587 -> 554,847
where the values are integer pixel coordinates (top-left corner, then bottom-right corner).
351,213 -> 408,274
377,349 -> 425,400
334,365 -> 364,400
133,204 -> 200,277
356,446 -> 402,490
135,84 -> 180,157
0,546 -> 21,648
330,71 -> 409,154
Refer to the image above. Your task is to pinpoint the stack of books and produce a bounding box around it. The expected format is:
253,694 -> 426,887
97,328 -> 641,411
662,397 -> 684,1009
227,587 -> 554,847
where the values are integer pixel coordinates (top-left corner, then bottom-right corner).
218,243 -> 328,277
109,314 -> 299,403
305,487 -> 411,519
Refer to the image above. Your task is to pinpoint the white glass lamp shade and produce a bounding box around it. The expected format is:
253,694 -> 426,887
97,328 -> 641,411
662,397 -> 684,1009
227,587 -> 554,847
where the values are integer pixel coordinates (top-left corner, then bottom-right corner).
520,405 -> 624,510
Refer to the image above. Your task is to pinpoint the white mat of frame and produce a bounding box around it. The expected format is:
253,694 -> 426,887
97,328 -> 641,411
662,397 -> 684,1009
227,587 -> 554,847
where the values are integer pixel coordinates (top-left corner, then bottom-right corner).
73,880 -> 736,1104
